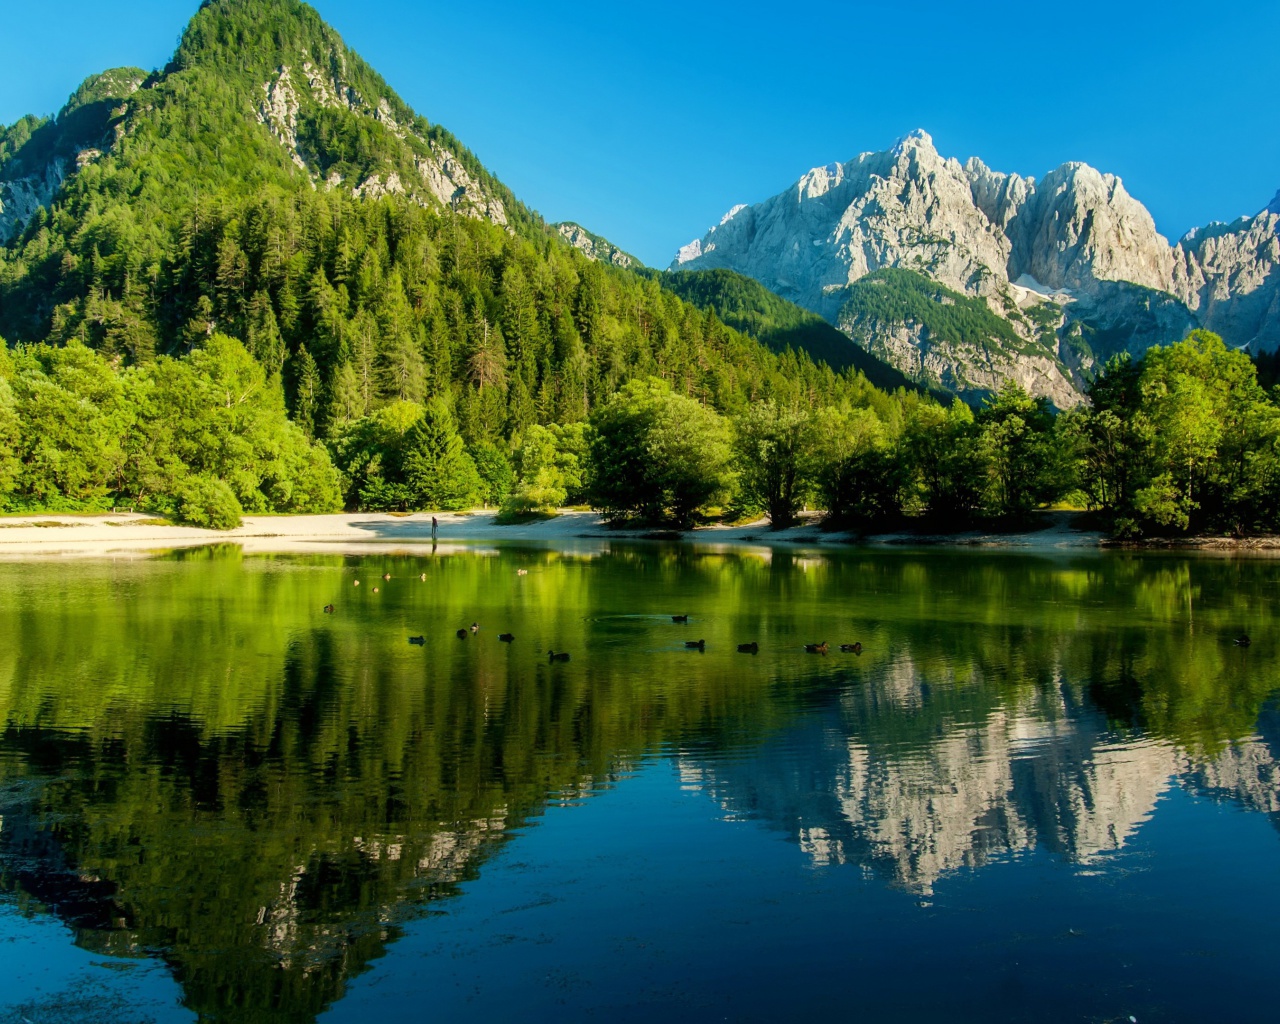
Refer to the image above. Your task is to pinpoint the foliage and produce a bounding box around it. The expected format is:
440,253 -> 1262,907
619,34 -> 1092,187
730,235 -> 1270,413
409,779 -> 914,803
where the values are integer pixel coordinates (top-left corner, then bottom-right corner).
975,381 -> 1068,518
1081,332 -> 1280,535
588,379 -> 733,527
839,269 -> 1024,351
500,422 -> 589,517
661,268 -> 923,393
898,399 -> 985,522
733,402 -> 815,528
0,335 -> 341,516
811,404 -> 900,525
175,474 -> 243,529
401,399 -> 481,511
471,440 -> 514,507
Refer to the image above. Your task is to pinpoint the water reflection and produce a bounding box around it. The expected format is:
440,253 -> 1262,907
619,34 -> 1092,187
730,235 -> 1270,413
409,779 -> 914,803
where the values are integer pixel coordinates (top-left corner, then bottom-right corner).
680,674 -> 1280,893
0,545 -> 1277,1020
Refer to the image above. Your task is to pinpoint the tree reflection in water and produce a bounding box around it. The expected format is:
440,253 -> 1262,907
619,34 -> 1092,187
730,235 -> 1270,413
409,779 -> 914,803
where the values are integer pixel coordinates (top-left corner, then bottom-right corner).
0,544 -> 1277,1020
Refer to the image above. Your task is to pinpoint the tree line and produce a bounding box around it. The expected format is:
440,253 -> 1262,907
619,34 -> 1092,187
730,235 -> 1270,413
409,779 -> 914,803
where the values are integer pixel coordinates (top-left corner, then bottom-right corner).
4,318 -> 1278,537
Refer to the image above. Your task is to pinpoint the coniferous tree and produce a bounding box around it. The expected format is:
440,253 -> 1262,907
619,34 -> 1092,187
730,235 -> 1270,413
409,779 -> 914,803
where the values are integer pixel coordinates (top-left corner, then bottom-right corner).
402,399 -> 481,511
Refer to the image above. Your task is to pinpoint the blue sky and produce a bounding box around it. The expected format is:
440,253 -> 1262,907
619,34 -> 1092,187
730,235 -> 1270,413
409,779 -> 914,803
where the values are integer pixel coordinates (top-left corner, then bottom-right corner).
3,0 -> 1278,267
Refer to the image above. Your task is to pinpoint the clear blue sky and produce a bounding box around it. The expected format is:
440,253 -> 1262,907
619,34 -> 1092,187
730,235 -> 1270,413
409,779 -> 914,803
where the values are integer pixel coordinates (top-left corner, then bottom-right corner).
3,0 -> 1278,267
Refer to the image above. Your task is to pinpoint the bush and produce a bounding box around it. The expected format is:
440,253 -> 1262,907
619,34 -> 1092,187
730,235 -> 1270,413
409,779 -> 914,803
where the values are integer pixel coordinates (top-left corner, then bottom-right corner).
175,476 -> 243,530
587,378 -> 733,527
498,467 -> 567,522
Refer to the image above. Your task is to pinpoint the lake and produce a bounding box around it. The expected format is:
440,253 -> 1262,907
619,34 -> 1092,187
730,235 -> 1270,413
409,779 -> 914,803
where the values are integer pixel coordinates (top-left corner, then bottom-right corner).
1,541 -> 1278,1023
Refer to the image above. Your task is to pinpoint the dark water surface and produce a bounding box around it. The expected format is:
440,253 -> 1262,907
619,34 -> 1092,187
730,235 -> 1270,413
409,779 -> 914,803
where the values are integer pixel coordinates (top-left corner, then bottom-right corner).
1,543 -> 1278,1023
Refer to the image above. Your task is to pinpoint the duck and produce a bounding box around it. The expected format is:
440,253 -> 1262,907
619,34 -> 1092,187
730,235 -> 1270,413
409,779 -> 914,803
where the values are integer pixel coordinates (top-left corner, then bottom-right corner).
470,622 -> 480,635
372,587 -> 380,593
548,650 -> 571,662
671,614 -> 689,623
840,642 -> 863,654
517,569 -> 529,577
685,639 -> 706,650
804,642 -> 829,654
323,604 -> 335,614
1235,634 -> 1252,647
456,628 -> 468,640
382,573 -> 392,581
737,642 -> 759,654
353,580 -> 360,587
420,573 -> 427,581
498,633 -> 515,643
408,635 -> 425,646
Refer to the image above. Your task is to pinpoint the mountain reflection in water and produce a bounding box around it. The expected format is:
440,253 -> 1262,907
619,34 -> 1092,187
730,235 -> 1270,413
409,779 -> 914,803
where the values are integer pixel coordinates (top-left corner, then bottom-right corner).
0,544 -> 1277,1022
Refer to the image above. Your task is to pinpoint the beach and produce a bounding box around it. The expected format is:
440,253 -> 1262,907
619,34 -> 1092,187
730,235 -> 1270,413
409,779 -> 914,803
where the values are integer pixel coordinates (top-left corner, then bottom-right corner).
0,509 -> 1121,558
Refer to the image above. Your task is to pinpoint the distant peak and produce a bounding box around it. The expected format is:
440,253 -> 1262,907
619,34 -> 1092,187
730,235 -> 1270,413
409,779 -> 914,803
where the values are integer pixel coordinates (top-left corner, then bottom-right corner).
892,129 -> 935,154
1268,190 -> 1280,216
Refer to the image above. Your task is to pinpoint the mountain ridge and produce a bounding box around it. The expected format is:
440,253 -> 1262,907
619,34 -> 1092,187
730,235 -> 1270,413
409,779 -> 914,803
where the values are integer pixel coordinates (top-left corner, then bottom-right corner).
673,130 -> 1280,405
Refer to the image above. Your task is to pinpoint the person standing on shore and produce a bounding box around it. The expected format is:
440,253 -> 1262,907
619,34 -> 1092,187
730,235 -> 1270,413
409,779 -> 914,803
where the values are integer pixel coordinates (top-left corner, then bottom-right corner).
431,516 -> 438,543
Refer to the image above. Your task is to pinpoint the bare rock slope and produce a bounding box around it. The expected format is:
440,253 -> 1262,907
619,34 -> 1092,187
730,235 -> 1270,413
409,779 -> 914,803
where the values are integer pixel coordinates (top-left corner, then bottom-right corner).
674,130 -> 1280,404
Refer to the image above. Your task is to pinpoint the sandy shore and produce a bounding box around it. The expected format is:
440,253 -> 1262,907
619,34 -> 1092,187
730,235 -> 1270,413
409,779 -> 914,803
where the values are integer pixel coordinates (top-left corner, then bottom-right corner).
0,509 -> 1120,559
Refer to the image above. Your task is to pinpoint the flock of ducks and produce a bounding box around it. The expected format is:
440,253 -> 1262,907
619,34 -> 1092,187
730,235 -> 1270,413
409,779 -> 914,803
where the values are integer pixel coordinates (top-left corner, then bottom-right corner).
333,577 -> 876,663
332,574 -> 1258,665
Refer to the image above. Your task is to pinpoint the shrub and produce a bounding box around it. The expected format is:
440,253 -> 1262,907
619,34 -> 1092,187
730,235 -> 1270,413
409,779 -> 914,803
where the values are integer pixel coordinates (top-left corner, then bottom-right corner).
175,476 -> 243,530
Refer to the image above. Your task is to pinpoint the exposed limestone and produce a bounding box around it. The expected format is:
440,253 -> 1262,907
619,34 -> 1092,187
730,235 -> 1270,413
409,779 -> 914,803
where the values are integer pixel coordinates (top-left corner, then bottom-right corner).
555,222 -> 636,268
414,145 -> 508,226
353,172 -> 405,200
300,58 -> 357,111
256,65 -> 306,171
674,130 -> 1280,401
0,160 -> 67,245
838,318 -> 1081,410
252,56 -> 509,229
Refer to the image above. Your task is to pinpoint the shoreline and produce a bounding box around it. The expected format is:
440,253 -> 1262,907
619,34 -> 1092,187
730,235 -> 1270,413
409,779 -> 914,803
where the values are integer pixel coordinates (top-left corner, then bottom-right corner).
0,509 -> 1273,559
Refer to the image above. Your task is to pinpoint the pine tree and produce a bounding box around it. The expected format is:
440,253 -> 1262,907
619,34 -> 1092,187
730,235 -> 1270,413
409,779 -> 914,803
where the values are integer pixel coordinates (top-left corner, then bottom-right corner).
402,399 -> 481,511
293,344 -> 323,438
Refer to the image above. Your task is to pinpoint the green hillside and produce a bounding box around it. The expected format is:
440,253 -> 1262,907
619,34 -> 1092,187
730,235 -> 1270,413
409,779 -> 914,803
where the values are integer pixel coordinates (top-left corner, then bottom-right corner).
838,268 -> 1027,352
0,0 -> 891,518
660,268 -> 927,394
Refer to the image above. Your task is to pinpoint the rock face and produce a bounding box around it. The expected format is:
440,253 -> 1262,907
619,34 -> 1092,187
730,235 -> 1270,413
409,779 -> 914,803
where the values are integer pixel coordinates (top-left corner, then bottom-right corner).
252,62 -> 509,227
674,130 -> 1280,403
0,68 -> 145,245
554,222 -> 638,268
0,37 -> 513,249
0,161 -> 68,244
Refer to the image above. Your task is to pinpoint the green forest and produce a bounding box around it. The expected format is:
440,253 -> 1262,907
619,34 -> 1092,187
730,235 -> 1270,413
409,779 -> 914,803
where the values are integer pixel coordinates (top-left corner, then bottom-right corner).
2,0 -> 1279,538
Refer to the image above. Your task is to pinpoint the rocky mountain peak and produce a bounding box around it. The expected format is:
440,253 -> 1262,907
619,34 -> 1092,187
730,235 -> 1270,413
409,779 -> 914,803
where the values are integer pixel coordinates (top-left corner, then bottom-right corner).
891,128 -> 935,155
0,0 -> 524,244
672,133 -> 1280,404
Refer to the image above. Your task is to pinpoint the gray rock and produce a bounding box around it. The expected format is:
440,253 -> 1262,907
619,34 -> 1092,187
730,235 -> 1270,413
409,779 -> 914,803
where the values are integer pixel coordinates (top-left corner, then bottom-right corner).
674,130 -> 1280,401
555,223 -> 638,268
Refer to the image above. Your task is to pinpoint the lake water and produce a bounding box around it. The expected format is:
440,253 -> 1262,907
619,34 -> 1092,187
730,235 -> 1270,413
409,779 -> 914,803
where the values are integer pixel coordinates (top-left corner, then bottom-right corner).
1,542 -> 1278,1023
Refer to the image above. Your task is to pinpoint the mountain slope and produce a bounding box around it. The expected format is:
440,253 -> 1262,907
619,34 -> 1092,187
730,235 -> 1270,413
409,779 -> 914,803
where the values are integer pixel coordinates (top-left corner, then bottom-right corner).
554,222 -> 639,268
0,0 -> 884,441
673,130 -> 1280,405
659,267 -> 929,394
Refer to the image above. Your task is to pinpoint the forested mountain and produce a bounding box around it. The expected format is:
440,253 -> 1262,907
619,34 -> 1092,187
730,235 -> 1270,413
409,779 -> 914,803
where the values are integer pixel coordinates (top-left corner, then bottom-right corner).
3,1 -> 1279,540
659,268 -> 928,395
674,130 -> 1280,406
0,0 -> 891,519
